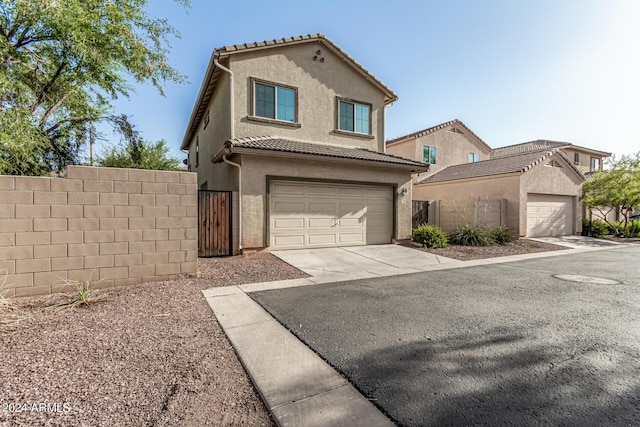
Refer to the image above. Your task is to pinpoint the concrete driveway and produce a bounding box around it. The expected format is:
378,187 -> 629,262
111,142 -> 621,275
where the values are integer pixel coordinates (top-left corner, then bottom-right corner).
272,244 -> 457,278
250,245 -> 640,426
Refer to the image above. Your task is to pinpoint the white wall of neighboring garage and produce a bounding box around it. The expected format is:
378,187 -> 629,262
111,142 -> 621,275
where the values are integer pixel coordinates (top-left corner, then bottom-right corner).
526,193 -> 574,237
269,180 -> 393,249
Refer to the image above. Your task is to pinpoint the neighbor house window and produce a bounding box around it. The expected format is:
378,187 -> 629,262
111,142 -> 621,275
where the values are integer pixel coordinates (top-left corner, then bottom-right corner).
574,152 -> 580,164
253,79 -> 297,122
468,153 -> 480,163
590,157 -> 601,171
338,99 -> 371,134
423,146 -> 436,164
195,136 -> 199,167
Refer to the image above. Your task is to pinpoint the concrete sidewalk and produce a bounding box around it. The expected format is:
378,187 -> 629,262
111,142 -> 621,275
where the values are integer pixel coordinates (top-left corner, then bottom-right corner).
202,242 -> 625,426
529,235 -> 623,249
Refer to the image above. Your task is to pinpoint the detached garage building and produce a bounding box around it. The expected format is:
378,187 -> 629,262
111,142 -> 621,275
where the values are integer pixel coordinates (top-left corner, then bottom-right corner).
414,150 -> 585,237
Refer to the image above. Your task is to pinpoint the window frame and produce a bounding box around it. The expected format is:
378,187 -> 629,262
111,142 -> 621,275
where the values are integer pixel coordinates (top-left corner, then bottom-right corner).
335,97 -> 373,138
468,152 -> 480,163
195,136 -> 199,167
423,145 -> 436,164
574,152 -> 580,164
590,157 -> 601,171
249,77 -> 300,126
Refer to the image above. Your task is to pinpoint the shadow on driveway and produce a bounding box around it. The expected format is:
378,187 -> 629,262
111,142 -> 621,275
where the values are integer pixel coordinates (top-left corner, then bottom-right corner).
349,328 -> 640,426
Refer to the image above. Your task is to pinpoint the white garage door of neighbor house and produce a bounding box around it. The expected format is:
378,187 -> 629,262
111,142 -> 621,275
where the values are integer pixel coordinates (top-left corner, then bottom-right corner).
526,194 -> 574,237
269,181 -> 392,250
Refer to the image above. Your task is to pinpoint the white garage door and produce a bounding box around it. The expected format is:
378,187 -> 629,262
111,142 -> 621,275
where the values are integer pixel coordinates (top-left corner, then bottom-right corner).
526,194 -> 574,237
269,181 -> 392,249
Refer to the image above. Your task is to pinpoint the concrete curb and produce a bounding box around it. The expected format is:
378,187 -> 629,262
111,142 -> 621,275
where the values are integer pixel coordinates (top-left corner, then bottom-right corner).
203,243 -> 625,426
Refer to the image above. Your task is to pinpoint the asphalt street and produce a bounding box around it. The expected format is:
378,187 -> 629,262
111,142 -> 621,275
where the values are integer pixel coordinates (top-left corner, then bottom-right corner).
250,245 -> 640,426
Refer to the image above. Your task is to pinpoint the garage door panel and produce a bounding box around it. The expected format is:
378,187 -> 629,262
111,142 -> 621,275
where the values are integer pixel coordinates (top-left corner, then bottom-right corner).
308,185 -> 337,197
308,234 -> 337,245
308,202 -> 336,213
272,218 -> 305,229
308,218 -> 334,228
272,235 -> 305,247
273,201 -> 306,214
270,181 -> 392,249
273,183 -> 305,195
338,233 -> 365,243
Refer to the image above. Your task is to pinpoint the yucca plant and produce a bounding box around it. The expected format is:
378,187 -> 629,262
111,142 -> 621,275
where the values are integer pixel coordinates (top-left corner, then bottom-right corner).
451,224 -> 494,246
490,225 -> 515,245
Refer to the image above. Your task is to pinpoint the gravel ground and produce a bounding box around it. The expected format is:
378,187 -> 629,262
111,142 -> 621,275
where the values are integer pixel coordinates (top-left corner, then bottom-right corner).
418,239 -> 567,260
0,253 -> 307,427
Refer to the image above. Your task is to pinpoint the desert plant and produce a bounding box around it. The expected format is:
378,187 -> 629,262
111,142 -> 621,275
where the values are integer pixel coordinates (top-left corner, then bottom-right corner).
0,270 -> 22,334
412,223 -> 448,248
53,279 -> 104,310
451,224 -> 494,246
490,225 -> 515,245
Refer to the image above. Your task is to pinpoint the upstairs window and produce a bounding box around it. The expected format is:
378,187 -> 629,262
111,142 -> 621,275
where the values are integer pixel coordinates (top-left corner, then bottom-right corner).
423,146 -> 436,164
574,152 -> 580,164
195,136 -> 199,167
338,99 -> 370,135
590,157 -> 601,171
468,153 -> 480,163
253,79 -> 297,123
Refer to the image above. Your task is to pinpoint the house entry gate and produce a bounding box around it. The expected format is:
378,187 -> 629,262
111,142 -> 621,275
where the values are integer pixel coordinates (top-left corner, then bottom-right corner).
198,190 -> 232,257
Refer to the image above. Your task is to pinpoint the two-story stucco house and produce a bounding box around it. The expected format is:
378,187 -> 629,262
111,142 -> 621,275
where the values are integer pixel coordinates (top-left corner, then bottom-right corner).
386,120 -> 612,237
181,34 -> 427,253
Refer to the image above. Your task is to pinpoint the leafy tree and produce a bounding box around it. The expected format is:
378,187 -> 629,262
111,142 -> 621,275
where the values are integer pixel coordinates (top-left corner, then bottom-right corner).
97,139 -> 181,171
0,0 -> 187,175
583,152 -> 640,235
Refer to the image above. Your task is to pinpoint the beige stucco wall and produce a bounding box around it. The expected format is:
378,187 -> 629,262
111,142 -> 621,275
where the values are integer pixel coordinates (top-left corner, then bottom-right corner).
413,173 -> 521,234
238,154 -> 413,249
229,41 -> 386,152
387,125 -> 491,178
0,166 -> 197,297
187,72 -> 239,191
520,155 -> 583,236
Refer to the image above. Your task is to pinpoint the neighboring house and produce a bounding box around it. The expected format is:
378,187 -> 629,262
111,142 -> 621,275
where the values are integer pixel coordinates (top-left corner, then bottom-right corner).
491,140 -> 611,172
415,150 -> 585,237
386,119 -> 493,178
181,34 -> 427,253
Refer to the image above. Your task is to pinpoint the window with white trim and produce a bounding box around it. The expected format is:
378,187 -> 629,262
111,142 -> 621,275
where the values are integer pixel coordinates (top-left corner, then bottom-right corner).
468,153 -> 480,163
253,79 -> 297,123
338,99 -> 370,135
423,146 -> 436,164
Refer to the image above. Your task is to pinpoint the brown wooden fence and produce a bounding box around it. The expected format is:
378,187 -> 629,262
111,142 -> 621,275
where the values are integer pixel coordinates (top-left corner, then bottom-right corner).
412,200 -> 429,228
198,190 -> 232,257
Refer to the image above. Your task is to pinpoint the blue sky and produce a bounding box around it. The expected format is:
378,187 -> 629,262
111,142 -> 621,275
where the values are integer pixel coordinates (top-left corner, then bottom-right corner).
99,0 -> 640,161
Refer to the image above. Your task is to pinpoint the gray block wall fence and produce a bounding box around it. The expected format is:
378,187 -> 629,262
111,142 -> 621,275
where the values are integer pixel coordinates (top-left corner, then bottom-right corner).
0,166 -> 198,297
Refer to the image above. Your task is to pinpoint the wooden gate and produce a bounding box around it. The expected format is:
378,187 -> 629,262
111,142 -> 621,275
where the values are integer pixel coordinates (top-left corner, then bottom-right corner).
198,191 -> 232,257
412,200 -> 429,228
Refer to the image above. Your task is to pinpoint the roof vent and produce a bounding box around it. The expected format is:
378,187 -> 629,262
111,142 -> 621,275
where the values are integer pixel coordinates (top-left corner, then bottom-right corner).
545,160 -> 563,168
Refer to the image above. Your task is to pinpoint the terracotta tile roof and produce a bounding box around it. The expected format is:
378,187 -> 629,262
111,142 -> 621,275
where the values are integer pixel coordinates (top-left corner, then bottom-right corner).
490,140 -> 569,158
416,150 -> 584,184
215,34 -> 397,103
490,139 -> 612,159
221,136 -> 428,170
385,119 -> 492,152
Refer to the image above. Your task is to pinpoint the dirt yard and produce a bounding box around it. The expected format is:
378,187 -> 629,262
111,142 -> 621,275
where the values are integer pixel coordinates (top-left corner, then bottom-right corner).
0,254 -> 306,427
420,239 -> 567,260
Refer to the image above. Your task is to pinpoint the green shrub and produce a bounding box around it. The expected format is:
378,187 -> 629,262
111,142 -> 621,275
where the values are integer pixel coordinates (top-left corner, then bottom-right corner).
490,225 -> 515,245
583,219 -> 610,238
412,223 -> 448,248
622,220 -> 640,237
451,224 -> 494,246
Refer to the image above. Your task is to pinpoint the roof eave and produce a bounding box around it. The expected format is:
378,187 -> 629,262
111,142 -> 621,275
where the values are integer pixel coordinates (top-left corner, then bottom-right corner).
220,146 -> 427,171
